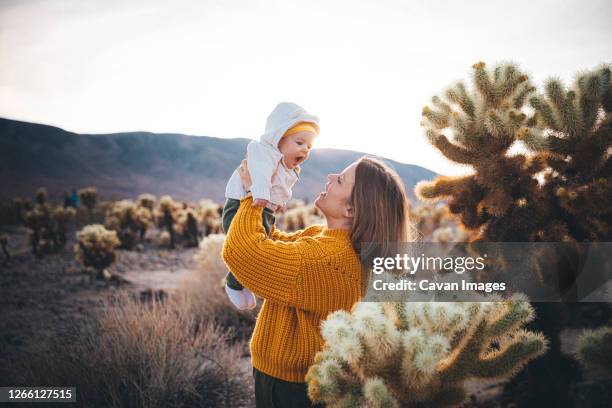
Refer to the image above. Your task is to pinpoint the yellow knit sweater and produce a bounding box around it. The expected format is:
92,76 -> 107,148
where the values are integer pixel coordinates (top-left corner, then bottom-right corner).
222,196 -> 362,382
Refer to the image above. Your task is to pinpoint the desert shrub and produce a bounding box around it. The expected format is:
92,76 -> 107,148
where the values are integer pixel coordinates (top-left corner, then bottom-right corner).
0,197 -> 30,225
176,208 -> 200,247
138,193 -> 156,210
307,297 -> 547,407
198,199 -> 222,236
415,61 -> 611,406
35,187 -> 47,206
410,203 -> 469,242
53,206 -> 76,246
24,204 -> 56,255
155,195 -> 179,249
10,295 -> 251,408
79,187 -> 98,222
184,234 -> 256,340
278,201 -> 324,231
105,200 -> 141,249
74,224 -> 120,279
577,325 -> 612,375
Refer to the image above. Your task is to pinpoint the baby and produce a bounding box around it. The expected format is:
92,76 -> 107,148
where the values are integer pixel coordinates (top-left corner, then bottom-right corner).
223,102 -> 320,309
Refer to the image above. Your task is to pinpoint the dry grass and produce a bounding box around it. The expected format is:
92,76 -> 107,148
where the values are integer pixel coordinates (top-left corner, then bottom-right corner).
183,234 -> 258,341
11,294 -> 252,408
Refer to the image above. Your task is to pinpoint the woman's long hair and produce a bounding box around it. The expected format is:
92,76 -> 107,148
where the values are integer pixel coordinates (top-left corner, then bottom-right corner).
349,156 -> 415,296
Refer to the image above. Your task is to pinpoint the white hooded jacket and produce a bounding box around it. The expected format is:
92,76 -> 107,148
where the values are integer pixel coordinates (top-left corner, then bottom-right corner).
225,102 -> 320,207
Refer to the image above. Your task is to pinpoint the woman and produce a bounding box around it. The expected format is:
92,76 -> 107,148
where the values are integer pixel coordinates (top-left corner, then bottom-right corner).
222,156 -> 412,407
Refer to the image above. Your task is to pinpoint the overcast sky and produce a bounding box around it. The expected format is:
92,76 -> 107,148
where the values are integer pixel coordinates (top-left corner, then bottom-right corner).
1,0 -> 610,175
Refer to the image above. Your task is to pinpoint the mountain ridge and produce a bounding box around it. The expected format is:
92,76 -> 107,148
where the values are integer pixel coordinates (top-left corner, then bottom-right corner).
0,117 -> 436,204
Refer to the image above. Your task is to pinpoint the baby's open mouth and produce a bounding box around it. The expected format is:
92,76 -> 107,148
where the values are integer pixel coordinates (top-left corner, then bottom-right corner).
294,155 -> 305,166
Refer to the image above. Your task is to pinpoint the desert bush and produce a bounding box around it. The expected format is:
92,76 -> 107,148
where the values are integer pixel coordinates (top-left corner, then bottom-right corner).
184,234 -> 257,340
105,200 -> 142,249
136,205 -> 153,242
35,187 -> 47,206
307,297 -> 547,407
79,187 -> 98,222
74,224 -> 120,279
176,208 -> 200,247
0,197 -> 30,225
416,62 -> 611,242
278,201 -> 324,231
23,204 -> 76,255
415,61 -> 611,406
198,199 -> 222,236
10,295 -> 251,408
577,325 -> 612,375
52,206 -> 76,246
410,203 -> 469,242
24,204 -> 56,255
138,193 -> 156,210
156,195 -> 179,249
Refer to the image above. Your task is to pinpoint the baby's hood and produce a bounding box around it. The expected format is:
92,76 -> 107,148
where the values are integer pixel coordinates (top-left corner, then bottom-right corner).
260,102 -> 320,148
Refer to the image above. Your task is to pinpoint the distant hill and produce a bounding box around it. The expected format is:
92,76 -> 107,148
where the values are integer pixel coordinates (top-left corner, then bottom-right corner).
0,117 -> 436,204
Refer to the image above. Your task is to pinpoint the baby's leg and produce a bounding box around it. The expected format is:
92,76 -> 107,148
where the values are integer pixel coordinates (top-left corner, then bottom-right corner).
262,207 -> 276,236
222,198 -> 244,290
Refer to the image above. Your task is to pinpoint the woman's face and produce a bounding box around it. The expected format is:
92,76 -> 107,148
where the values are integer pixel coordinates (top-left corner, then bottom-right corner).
314,162 -> 358,221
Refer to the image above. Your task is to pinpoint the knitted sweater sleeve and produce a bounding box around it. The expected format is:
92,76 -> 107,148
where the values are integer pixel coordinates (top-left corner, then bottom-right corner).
269,224 -> 325,242
222,197 -> 359,314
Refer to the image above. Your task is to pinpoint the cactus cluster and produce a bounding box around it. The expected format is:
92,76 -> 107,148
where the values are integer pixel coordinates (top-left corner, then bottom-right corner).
104,199 -> 151,249
198,199 -> 223,236
416,61 -> 611,406
307,296 -> 547,408
0,197 -> 30,225
279,200 -> 324,231
410,203 -> 469,242
417,62 -> 611,242
24,193 -> 76,255
154,196 -> 222,249
74,224 -> 120,279
156,195 -> 180,248
78,187 -> 98,222
577,325 -> 612,375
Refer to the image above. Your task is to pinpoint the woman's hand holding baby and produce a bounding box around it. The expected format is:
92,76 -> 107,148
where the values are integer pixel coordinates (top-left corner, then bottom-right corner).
238,159 -> 269,208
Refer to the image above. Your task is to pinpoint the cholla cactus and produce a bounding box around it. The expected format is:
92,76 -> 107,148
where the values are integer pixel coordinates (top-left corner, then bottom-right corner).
52,206 -> 76,246
415,63 -> 610,404
24,205 -> 53,254
431,226 -> 469,243
176,207 -> 200,247
410,203 -> 467,241
576,326 -> 612,375
198,199 -> 222,236
137,193 -> 156,210
78,187 -> 98,222
416,62 -> 611,242
136,206 -> 152,242
0,197 -> 29,225
307,297 -> 547,408
105,200 -> 140,249
155,195 -> 180,248
35,187 -> 47,206
74,224 -> 120,279
282,206 -> 309,231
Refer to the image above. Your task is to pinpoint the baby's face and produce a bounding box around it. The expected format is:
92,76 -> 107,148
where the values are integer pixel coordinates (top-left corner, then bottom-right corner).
278,131 -> 316,169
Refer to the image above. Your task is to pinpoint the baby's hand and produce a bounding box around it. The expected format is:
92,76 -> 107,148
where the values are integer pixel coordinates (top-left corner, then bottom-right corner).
253,199 -> 269,208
